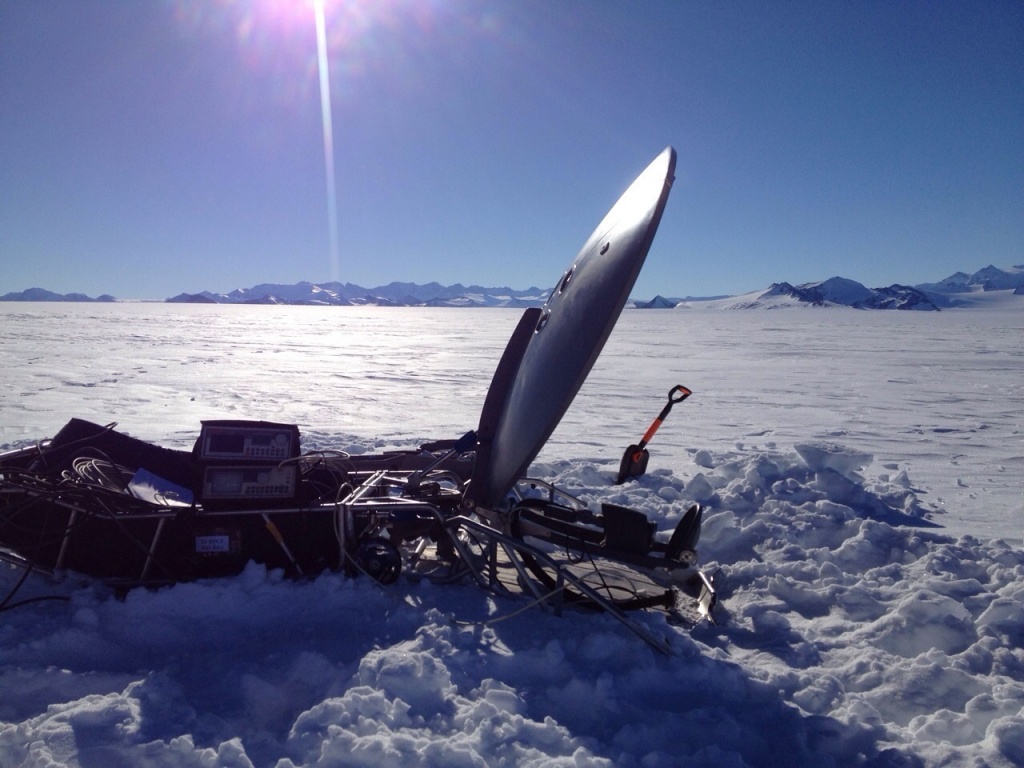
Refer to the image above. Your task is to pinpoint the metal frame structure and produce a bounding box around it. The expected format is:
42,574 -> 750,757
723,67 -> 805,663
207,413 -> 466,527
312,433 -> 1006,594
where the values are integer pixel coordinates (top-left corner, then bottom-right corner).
2,434 -> 716,653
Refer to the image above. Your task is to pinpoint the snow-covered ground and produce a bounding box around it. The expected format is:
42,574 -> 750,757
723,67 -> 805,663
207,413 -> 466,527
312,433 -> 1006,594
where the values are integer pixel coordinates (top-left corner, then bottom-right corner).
1,301 -> 1022,767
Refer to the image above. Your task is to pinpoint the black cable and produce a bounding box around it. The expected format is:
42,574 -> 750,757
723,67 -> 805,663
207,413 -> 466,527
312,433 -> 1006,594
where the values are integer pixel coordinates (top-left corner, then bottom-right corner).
0,480 -> 69,612
0,557 -> 35,611
26,422 -> 119,473
0,594 -> 70,613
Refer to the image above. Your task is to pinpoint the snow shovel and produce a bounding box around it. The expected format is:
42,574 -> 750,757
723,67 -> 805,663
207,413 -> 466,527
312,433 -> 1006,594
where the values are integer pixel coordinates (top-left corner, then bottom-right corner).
615,385 -> 692,484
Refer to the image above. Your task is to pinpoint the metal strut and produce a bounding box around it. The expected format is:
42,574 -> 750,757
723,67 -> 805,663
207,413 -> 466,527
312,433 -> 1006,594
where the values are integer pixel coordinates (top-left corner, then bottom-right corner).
447,515 -> 673,655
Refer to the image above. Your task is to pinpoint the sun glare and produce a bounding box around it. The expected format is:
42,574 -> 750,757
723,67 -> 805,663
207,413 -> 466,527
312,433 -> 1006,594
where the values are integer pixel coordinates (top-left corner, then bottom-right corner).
171,0 -> 368,280
313,0 -> 340,282
170,0 -> 501,283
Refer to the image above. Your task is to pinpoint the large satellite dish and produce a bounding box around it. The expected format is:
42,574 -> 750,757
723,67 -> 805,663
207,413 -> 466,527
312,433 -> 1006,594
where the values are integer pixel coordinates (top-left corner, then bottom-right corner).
472,147 -> 677,506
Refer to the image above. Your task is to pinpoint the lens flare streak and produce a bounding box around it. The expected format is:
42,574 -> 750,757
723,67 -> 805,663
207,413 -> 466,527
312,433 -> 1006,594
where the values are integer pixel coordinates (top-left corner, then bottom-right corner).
314,0 -> 340,281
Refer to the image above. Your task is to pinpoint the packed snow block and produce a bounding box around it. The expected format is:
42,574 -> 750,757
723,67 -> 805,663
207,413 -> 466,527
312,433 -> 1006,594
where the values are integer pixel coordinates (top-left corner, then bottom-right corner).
795,442 -> 872,480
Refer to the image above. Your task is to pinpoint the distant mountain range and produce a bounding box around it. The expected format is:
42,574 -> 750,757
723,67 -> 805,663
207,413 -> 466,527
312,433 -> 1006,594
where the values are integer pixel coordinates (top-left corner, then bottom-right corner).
164,281 -> 550,308
696,265 -> 1024,311
703,278 -> 942,311
3,264 -> 1022,310
0,287 -> 119,303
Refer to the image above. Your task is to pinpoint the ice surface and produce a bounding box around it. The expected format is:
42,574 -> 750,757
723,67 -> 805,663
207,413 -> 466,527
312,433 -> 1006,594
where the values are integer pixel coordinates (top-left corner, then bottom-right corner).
1,303 -> 1022,767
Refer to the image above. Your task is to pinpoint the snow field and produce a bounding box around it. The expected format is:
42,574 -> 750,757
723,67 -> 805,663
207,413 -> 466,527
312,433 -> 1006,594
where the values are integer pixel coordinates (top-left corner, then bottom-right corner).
1,302 -> 1022,766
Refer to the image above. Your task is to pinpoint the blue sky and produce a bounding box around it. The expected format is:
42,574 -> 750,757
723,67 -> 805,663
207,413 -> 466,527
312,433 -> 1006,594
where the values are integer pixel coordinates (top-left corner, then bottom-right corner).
2,0 -> 1021,300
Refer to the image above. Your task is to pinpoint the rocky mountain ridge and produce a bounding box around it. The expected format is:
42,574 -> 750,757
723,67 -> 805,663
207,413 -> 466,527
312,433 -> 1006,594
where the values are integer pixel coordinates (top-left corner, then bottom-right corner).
3,264 -> 1022,309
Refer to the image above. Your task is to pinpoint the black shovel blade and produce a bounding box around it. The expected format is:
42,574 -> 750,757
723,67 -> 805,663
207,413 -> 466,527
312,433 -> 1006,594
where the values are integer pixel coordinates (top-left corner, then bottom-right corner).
616,444 -> 650,484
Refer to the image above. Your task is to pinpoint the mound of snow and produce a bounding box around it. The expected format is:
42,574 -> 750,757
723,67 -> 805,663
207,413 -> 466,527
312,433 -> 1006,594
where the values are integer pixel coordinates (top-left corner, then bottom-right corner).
795,442 -> 873,478
3,438 -> 1022,767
